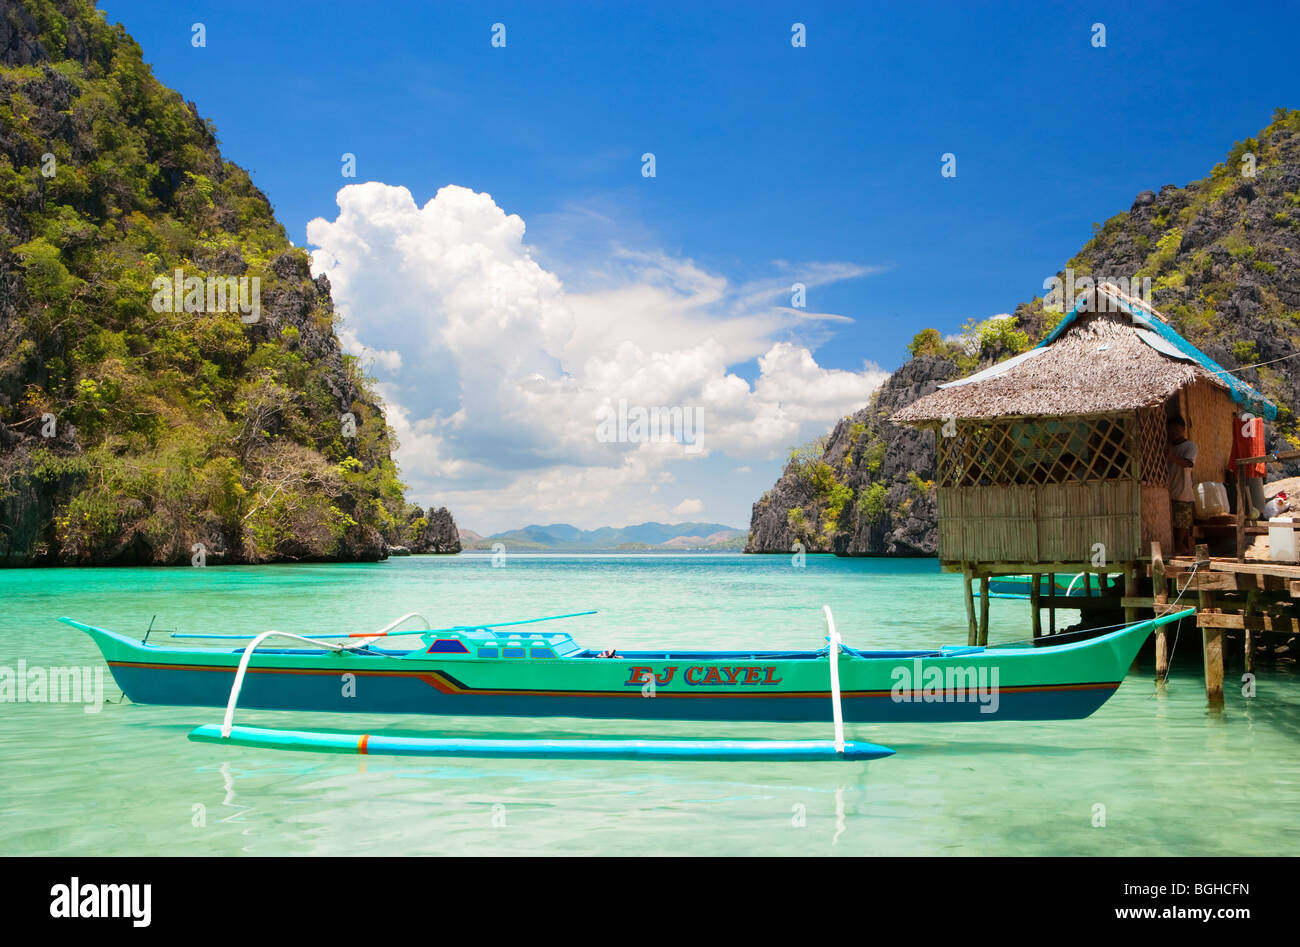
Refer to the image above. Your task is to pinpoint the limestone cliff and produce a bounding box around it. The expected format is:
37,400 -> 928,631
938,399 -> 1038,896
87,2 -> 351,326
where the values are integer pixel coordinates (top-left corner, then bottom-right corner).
748,108 -> 1300,554
0,0 -> 459,564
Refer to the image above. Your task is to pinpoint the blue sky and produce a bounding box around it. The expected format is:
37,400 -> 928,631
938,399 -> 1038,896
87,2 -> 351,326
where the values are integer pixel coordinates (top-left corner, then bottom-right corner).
99,0 -> 1299,533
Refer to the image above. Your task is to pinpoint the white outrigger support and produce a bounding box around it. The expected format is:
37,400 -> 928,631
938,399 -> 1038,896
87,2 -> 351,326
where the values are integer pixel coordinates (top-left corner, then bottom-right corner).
823,605 -> 846,755
218,613 -> 432,739
1063,571 -> 1087,598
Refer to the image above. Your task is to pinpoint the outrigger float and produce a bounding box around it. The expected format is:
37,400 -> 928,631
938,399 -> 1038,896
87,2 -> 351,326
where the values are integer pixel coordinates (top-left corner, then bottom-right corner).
61,606 -> 1193,762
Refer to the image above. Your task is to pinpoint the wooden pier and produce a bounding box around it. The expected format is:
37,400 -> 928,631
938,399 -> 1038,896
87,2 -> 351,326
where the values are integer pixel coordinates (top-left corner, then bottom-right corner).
955,537 -> 1300,705
1148,448 -> 1300,701
1159,545 -> 1300,701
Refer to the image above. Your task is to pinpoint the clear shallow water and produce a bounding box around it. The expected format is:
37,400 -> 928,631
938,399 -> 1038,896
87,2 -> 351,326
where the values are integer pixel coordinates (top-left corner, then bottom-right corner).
1,554 -> 1297,856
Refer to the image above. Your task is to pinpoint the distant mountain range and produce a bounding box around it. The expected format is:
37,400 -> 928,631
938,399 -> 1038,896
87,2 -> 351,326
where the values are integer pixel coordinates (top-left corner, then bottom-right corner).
459,522 -> 746,551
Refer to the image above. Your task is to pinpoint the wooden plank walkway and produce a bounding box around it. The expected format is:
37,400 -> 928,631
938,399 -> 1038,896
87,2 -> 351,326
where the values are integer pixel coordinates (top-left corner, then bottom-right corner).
965,543 -> 1300,704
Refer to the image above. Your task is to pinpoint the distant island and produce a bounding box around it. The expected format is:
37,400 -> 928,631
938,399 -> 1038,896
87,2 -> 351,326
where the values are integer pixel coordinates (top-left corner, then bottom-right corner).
459,522 -> 746,552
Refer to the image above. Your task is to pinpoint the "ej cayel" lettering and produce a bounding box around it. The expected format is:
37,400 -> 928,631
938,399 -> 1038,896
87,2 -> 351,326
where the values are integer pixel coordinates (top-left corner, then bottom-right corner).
623,665 -> 783,686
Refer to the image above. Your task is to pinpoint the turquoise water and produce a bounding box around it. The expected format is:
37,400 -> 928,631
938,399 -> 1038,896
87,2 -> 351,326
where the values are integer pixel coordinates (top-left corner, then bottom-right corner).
2,554 -> 1297,856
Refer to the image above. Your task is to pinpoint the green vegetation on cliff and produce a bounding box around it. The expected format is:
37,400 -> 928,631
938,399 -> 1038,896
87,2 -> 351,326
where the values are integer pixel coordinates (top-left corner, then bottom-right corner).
0,0 -> 454,564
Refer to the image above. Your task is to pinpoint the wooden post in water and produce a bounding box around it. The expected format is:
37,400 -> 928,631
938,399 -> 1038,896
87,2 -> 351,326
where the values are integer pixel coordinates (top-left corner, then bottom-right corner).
1048,572 -> 1056,635
1244,586 -> 1259,675
978,576 -> 990,646
1152,542 -> 1169,685
1123,563 -> 1138,626
1195,543 -> 1224,704
1124,562 -> 1140,671
1201,593 -> 1223,703
963,564 -> 978,647
1030,575 -> 1042,639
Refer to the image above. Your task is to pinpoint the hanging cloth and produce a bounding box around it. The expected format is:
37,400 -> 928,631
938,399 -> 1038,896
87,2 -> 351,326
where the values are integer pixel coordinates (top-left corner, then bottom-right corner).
1229,414 -> 1266,478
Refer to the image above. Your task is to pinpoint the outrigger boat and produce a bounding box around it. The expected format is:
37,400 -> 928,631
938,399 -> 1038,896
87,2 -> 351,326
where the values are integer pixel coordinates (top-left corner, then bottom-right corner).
60,606 -> 1192,761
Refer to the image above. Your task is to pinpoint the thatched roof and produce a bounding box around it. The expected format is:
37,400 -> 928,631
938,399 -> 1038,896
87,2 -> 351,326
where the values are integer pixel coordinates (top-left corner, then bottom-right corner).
891,284 -> 1276,425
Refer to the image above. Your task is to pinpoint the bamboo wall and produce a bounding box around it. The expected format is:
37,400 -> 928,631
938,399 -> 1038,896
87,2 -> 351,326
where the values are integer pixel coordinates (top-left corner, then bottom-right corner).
1140,483 -> 1173,551
938,485 -> 1039,562
938,480 -> 1141,564
1180,378 -> 1235,486
933,381 -> 1239,567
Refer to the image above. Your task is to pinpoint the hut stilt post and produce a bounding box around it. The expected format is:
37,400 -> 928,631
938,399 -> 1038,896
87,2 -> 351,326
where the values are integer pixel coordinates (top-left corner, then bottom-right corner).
1124,562 -> 1140,671
1048,572 -> 1056,635
978,576 -> 990,646
1030,576 -> 1042,639
963,564 -> 978,647
1152,542 -> 1169,685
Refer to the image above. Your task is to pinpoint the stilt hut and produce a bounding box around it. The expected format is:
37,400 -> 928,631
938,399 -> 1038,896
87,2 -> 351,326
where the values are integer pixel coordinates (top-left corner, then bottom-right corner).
891,283 -> 1277,643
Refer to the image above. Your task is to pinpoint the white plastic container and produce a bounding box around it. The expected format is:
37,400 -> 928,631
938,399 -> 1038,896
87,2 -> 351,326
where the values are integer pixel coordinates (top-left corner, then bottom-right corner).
1194,482 -> 1229,518
1269,516 -> 1298,563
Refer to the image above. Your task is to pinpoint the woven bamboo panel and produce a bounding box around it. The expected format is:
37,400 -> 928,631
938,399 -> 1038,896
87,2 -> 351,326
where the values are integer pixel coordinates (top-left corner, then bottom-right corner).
1137,407 -> 1167,485
936,415 -> 1135,487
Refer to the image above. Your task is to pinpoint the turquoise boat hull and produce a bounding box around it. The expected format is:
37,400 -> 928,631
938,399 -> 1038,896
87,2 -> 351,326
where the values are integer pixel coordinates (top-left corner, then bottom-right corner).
62,609 -> 1193,724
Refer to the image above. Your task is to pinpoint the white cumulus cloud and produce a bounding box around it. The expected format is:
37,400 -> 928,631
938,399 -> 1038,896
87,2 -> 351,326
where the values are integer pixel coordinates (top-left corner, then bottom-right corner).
307,183 -> 886,531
